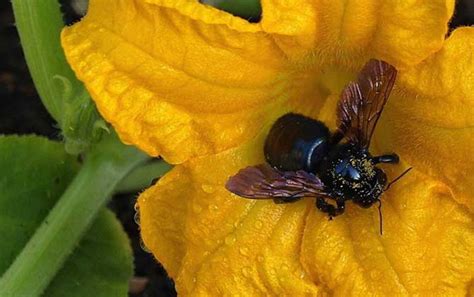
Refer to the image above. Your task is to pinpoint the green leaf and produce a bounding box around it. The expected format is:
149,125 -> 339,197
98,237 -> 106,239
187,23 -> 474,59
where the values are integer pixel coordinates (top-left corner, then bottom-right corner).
43,210 -> 132,297
203,0 -> 262,21
0,136 -> 132,297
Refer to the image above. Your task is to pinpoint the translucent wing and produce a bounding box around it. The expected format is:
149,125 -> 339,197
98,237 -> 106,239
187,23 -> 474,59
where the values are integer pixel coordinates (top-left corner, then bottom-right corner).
225,164 -> 327,199
337,59 -> 397,148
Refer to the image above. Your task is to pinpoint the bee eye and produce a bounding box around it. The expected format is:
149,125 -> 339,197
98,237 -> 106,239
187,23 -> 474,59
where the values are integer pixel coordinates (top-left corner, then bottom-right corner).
335,161 -> 361,181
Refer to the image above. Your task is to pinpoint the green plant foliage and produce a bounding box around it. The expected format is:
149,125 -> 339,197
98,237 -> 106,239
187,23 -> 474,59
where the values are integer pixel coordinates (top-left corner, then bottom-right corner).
12,0 -> 104,155
205,0 -> 262,21
44,210 -> 132,297
0,136 -> 132,297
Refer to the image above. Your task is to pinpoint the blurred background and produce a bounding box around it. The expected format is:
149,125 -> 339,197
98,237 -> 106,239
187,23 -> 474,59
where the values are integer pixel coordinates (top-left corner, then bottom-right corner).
0,1 -> 472,296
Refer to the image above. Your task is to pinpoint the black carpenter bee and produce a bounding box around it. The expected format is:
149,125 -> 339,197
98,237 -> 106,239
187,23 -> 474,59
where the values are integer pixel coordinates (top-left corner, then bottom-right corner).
225,59 -> 411,233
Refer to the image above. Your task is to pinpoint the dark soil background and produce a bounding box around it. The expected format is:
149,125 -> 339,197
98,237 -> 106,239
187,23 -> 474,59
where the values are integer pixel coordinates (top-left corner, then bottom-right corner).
1,1 -> 472,296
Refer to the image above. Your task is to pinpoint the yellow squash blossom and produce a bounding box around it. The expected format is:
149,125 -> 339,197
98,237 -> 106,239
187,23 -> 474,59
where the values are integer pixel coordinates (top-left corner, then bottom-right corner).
61,0 -> 474,295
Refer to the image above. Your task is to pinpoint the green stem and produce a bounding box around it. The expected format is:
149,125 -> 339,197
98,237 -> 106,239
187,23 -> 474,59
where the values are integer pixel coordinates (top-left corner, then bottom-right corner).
0,134 -> 148,297
11,0 -> 82,125
115,161 -> 172,193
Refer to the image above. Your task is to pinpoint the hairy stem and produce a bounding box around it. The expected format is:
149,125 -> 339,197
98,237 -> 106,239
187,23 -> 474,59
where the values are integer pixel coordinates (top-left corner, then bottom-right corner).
11,0 -> 82,125
115,160 -> 172,193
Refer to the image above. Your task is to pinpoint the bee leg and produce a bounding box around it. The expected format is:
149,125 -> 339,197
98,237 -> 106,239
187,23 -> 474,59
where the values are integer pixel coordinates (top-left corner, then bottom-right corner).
316,197 -> 345,218
335,200 -> 345,215
373,153 -> 399,164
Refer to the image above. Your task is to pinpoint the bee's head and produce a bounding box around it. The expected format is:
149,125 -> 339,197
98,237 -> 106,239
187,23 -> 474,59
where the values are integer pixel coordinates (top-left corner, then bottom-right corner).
351,167 -> 387,208
319,143 -> 388,207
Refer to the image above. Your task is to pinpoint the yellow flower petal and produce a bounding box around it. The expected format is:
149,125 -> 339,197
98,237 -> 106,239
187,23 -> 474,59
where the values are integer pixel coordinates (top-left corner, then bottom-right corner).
303,0 -> 454,68
140,134 -> 320,295
62,1 -> 472,295
301,170 -> 474,296
139,136 -> 474,296
61,0 -> 453,163
378,28 -> 474,212
139,165 -> 190,277
61,0 -> 306,163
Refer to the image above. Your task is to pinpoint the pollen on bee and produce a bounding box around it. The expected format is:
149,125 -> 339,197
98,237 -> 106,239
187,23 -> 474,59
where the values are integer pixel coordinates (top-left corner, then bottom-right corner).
361,159 -> 376,177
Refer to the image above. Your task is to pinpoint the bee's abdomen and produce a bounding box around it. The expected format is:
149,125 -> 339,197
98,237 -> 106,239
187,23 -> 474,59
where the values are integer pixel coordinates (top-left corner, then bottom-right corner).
264,113 -> 330,172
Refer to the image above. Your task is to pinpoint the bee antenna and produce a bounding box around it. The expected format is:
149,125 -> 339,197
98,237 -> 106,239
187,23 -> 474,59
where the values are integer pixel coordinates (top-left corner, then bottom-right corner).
377,200 -> 383,235
385,167 -> 413,192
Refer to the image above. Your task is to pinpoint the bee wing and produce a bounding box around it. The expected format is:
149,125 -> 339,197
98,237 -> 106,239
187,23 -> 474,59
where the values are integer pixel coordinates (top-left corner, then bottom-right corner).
225,164 -> 327,199
337,59 -> 397,148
